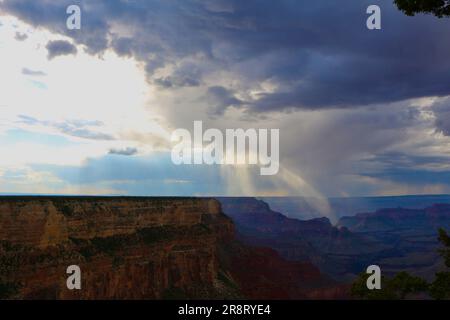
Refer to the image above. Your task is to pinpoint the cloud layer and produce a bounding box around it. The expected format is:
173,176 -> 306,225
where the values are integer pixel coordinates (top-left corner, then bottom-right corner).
46,39 -> 77,59
3,0 -> 450,113
2,0 -> 450,197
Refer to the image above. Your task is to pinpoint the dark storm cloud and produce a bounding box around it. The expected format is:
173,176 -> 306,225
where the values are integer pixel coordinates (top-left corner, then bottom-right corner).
366,169 -> 450,185
432,98 -> 450,136
205,86 -> 243,115
22,68 -> 46,76
45,40 -> 77,59
56,122 -> 114,140
108,147 -> 138,156
17,115 -> 115,140
3,0 -> 450,111
365,152 -> 450,168
154,76 -> 200,88
14,32 -> 27,41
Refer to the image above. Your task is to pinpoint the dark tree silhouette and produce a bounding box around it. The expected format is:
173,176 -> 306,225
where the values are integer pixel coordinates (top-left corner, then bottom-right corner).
429,228 -> 450,299
394,0 -> 450,17
437,228 -> 450,267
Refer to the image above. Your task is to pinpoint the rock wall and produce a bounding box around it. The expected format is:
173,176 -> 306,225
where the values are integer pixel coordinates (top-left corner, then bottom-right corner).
0,197 -> 235,299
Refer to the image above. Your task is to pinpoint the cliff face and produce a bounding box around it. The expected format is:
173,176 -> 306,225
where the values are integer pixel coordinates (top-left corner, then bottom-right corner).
337,204 -> 450,281
0,197 -> 235,299
337,204 -> 450,232
219,197 -> 384,281
223,244 -> 349,299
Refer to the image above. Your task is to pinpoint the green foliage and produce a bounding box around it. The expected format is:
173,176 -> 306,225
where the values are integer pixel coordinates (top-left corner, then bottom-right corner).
388,272 -> 429,299
0,242 -> 30,274
112,256 -> 125,270
138,224 -> 211,245
52,201 -> 75,216
78,246 -> 96,259
138,226 -> 176,245
162,287 -> 187,300
90,235 -> 129,255
71,224 -> 212,259
217,270 -> 238,289
351,272 -> 427,299
429,272 -> 450,299
438,228 -> 450,267
351,273 -> 389,299
429,228 -> 450,299
394,0 -> 450,18
0,255 -> 21,274
0,281 -> 19,299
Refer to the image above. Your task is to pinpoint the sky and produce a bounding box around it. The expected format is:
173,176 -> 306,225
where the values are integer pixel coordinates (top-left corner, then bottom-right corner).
1,0 -> 450,203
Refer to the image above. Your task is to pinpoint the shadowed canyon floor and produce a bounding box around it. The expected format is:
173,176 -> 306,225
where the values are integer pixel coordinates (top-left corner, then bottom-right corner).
219,197 -> 450,282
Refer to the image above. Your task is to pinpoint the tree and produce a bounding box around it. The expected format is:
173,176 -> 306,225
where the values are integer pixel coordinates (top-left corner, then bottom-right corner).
394,0 -> 450,18
429,272 -> 450,299
437,228 -> 450,267
351,271 -> 427,299
388,271 -> 428,299
429,228 -> 450,299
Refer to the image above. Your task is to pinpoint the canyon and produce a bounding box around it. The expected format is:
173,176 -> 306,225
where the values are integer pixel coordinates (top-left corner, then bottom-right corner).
0,196 -> 234,299
220,197 -> 450,282
0,196 -> 343,299
4,195 -> 443,299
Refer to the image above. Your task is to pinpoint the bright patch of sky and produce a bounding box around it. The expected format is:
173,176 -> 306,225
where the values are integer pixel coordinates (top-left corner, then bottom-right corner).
0,15 -> 172,195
